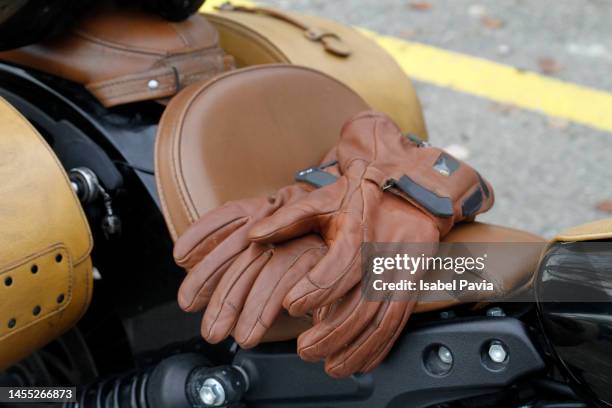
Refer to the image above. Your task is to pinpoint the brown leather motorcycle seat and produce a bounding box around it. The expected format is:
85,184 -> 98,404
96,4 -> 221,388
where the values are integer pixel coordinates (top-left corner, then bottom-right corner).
155,65 -> 545,340
155,64 -> 371,240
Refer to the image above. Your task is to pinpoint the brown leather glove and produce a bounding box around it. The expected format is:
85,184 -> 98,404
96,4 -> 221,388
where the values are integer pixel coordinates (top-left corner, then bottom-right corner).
293,201 -> 438,378
249,111 -> 494,317
174,151 -> 339,344
283,112 -> 493,378
174,113 -> 389,345
174,186 -> 315,310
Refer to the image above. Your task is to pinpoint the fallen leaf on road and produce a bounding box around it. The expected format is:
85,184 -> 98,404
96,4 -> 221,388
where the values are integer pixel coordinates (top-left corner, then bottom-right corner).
538,57 -> 563,74
468,4 -> 486,18
489,102 -> 517,115
595,200 -> 612,213
398,28 -> 420,39
481,15 -> 505,29
497,44 -> 511,56
547,116 -> 570,130
408,1 -> 432,11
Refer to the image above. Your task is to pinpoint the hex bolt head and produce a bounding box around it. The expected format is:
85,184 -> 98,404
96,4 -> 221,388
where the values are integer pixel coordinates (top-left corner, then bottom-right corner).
199,378 -> 226,407
437,346 -> 453,365
488,341 -> 508,364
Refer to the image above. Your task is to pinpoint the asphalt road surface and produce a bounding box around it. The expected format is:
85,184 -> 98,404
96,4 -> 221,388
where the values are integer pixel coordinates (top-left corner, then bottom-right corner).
258,0 -> 612,238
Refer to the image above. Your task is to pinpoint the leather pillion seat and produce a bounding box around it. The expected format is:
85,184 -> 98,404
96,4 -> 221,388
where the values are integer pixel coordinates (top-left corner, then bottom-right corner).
155,64 -> 370,240
155,65 -> 545,341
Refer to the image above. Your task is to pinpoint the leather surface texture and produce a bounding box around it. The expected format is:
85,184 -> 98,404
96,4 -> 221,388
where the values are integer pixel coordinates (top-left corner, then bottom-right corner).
0,9 -> 233,107
204,5 -> 427,139
0,97 -> 93,370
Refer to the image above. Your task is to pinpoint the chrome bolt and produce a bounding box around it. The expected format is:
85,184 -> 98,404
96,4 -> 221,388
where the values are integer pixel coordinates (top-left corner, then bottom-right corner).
69,167 -> 101,204
488,341 -> 508,364
437,346 -> 453,365
147,79 -> 160,90
199,378 -> 225,407
486,307 -> 506,317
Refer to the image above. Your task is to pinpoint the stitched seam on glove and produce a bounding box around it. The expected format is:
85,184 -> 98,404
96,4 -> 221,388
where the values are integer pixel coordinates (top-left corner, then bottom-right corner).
203,249 -> 271,336
175,216 -> 249,266
183,253 -> 238,311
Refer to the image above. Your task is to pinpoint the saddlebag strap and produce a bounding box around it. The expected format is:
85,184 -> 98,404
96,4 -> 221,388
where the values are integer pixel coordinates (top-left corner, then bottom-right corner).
86,50 -> 234,107
217,2 -> 351,57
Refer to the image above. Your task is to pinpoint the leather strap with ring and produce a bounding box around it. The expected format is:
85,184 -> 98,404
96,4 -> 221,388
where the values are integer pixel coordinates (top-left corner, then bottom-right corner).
217,2 -> 351,57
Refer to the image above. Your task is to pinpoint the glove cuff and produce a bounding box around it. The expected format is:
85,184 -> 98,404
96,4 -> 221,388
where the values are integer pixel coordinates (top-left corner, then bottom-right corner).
368,149 -> 494,236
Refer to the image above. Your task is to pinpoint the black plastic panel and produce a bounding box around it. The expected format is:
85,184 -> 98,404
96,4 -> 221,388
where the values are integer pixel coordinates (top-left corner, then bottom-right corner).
234,317 -> 545,407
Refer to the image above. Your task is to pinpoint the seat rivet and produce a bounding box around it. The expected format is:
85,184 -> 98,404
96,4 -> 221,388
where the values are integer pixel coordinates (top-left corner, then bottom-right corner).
148,79 -> 160,90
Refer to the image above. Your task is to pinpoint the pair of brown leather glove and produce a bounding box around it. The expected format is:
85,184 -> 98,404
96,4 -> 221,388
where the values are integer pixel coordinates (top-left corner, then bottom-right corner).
174,111 -> 494,377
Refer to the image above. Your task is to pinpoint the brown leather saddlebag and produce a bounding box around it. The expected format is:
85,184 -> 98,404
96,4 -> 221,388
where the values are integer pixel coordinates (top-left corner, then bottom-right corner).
0,98 -> 93,370
0,9 -> 234,108
204,2 -> 427,139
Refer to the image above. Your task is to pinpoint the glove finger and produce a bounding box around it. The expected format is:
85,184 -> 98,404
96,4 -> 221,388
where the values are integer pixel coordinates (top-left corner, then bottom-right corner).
233,235 -> 326,348
297,287 -> 380,362
249,180 -> 345,244
177,223 -> 252,312
324,300 -> 415,378
201,244 -> 271,344
356,265 -> 425,372
174,201 -> 256,269
175,185 -> 311,269
358,301 -> 415,373
313,303 -> 332,322
346,265 -> 422,374
283,213 -> 362,316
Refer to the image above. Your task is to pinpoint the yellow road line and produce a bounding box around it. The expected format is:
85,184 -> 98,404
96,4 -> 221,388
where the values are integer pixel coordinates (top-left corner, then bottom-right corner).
203,0 -> 612,133
368,31 -> 612,133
